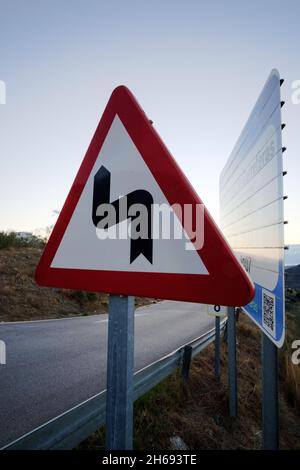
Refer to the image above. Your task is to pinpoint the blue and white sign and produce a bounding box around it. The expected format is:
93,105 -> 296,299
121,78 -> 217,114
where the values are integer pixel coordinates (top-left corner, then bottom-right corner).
219,69 -> 285,347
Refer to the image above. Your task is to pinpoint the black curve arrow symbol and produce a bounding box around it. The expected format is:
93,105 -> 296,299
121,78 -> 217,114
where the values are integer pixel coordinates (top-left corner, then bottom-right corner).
92,165 -> 153,264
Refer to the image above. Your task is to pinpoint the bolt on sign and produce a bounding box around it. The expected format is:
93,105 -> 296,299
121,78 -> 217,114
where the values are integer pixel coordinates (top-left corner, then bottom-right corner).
36,86 -> 254,306
220,70 -> 285,346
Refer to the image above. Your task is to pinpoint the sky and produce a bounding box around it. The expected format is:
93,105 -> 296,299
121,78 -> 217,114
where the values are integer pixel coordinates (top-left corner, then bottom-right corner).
0,0 -> 299,243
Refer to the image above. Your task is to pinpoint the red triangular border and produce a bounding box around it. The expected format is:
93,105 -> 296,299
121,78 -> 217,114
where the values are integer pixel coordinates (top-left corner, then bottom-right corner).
36,86 -> 254,306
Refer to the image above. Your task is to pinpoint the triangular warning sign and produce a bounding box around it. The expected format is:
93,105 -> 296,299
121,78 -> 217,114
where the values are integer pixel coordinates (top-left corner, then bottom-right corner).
36,86 -> 254,306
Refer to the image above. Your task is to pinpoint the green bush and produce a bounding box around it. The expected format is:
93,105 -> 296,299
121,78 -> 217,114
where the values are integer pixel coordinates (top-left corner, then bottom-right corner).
0,232 -> 18,249
68,290 -> 98,305
86,291 -> 98,302
0,231 -> 45,249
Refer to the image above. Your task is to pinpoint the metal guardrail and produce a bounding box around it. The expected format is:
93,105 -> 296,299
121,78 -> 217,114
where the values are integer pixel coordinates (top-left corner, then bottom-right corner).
2,319 -> 226,450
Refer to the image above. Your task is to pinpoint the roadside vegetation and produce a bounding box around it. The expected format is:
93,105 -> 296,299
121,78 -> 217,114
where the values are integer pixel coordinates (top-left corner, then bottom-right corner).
0,231 -> 45,250
80,291 -> 300,450
0,234 -> 156,322
280,288 -> 300,411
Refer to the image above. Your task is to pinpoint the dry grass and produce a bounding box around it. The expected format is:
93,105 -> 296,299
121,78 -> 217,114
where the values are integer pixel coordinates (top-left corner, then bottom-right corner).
0,246 -> 156,321
282,355 -> 300,409
280,306 -> 300,413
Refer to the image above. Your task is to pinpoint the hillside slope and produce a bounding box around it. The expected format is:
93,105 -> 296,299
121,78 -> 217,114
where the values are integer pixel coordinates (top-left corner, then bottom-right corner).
0,247 -> 156,322
286,265 -> 300,290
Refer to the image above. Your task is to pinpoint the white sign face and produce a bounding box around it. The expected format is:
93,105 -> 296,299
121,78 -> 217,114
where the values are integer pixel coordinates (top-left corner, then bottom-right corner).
219,69 -> 285,347
36,85 -> 254,305
207,304 -> 228,317
51,116 -> 208,275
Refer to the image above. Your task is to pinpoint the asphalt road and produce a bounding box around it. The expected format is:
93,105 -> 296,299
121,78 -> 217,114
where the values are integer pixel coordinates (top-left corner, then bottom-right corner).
0,300 -> 214,448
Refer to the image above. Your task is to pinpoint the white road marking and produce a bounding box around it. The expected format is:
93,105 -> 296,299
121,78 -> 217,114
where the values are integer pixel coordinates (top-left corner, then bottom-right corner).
94,312 -> 150,324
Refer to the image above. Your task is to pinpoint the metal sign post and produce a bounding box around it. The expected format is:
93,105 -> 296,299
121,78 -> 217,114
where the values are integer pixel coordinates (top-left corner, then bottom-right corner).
106,295 -> 135,450
34,83 -> 254,453
208,304 -> 227,382
262,332 -> 279,449
215,316 -> 221,383
228,306 -> 237,417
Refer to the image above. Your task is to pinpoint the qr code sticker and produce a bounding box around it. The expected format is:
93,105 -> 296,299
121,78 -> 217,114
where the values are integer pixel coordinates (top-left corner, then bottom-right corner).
262,289 -> 276,336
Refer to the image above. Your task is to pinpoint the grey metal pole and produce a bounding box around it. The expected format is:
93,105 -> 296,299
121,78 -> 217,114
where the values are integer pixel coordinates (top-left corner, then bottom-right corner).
215,316 -> 221,382
106,295 -> 135,450
228,306 -> 237,417
182,345 -> 193,381
262,333 -> 279,450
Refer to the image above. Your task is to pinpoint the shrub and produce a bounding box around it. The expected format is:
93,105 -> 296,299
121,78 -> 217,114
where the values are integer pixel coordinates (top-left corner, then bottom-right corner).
68,290 -> 98,305
0,231 -> 45,249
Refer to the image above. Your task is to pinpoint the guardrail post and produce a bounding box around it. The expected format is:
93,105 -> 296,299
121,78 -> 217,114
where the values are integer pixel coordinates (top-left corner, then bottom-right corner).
228,306 -> 237,417
182,345 -> 193,381
262,333 -> 279,449
215,316 -> 221,382
223,321 -> 228,344
106,295 -> 135,450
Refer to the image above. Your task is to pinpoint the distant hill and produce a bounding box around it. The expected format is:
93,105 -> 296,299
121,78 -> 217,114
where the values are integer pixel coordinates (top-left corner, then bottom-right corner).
285,264 -> 300,290
285,244 -> 300,267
